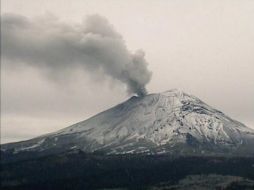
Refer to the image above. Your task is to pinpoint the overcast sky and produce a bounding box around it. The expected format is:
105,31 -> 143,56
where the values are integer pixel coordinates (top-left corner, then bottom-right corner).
1,0 -> 254,143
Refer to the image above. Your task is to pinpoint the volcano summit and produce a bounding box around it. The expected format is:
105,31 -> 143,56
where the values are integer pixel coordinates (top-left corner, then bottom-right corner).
2,89 -> 254,157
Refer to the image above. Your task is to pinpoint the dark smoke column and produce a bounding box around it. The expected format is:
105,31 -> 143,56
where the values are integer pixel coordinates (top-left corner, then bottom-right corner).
123,50 -> 152,96
2,14 -> 152,96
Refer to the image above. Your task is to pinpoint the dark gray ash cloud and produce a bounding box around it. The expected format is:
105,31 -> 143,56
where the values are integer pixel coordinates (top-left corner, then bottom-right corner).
2,13 -> 152,96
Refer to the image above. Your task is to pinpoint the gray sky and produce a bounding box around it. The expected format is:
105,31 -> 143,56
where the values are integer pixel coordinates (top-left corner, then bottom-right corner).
1,0 -> 254,143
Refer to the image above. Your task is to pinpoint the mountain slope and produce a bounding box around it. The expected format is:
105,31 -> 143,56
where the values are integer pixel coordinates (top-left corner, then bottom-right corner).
2,89 -> 254,156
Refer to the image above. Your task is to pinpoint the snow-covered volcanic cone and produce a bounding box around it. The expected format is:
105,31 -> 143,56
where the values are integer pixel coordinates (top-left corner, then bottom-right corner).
2,89 -> 254,156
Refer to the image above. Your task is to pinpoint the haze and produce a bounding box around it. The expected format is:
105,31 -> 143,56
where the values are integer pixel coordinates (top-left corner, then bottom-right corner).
1,0 -> 254,143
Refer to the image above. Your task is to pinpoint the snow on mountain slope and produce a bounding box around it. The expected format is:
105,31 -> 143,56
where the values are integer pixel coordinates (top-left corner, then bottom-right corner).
2,89 -> 254,156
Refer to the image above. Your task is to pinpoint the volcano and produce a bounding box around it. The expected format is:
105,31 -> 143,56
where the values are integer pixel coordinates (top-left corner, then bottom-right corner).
2,89 -> 254,157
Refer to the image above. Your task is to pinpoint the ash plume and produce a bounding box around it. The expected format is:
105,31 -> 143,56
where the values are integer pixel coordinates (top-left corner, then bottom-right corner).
2,13 -> 152,96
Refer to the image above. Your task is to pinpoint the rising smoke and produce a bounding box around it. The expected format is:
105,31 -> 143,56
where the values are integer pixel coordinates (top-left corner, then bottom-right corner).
2,13 -> 152,96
